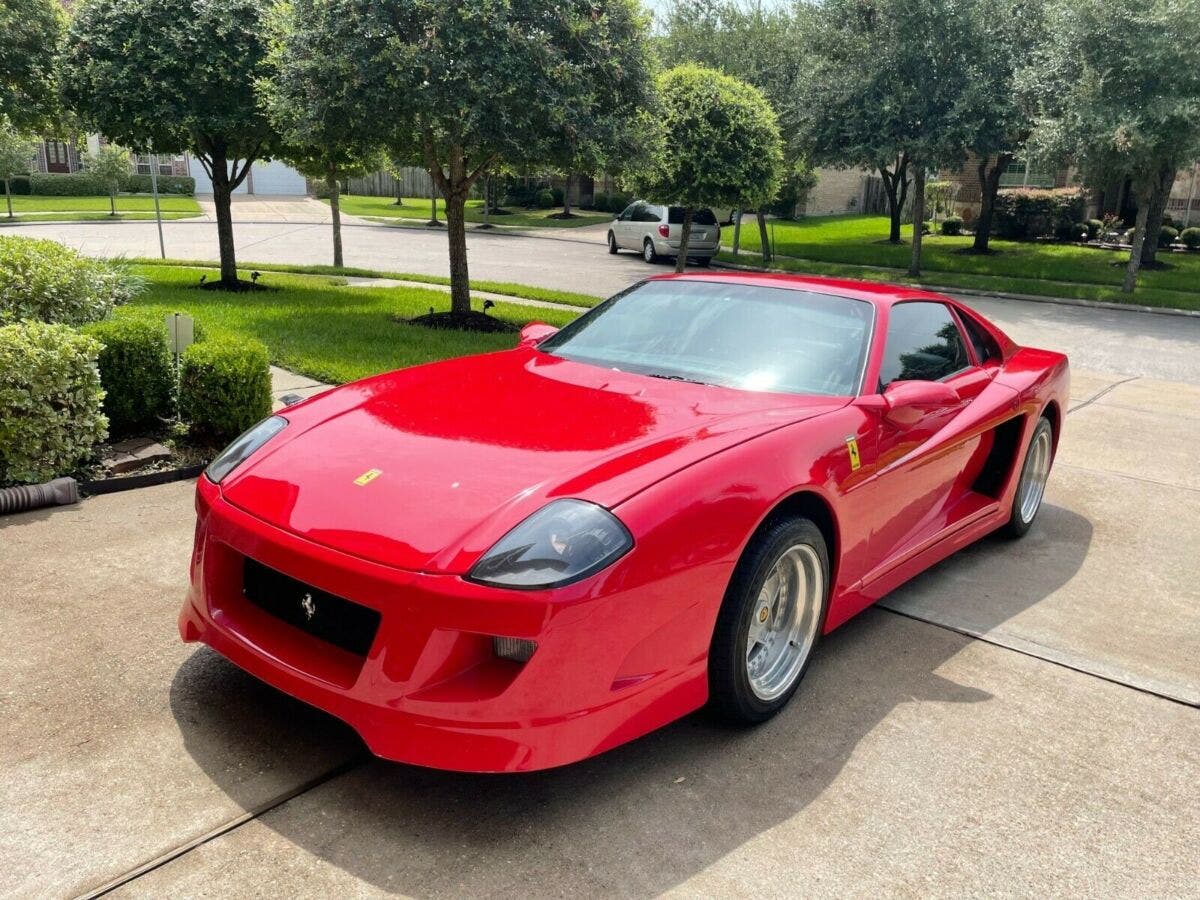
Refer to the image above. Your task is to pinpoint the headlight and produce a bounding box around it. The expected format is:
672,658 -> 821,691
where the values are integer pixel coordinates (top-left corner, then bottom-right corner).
204,415 -> 288,484
467,499 -> 633,590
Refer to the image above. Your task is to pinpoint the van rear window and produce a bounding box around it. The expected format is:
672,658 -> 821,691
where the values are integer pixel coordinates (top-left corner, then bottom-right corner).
668,207 -> 718,225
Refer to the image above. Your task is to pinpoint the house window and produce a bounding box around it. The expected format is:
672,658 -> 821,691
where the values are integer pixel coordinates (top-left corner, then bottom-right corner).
999,159 -> 1054,188
135,154 -> 177,176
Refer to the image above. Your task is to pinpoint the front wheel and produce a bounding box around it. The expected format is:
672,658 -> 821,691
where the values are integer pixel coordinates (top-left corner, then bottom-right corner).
1004,415 -> 1054,538
607,231 -> 619,254
643,239 -> 657,264
709,516 -> 829,724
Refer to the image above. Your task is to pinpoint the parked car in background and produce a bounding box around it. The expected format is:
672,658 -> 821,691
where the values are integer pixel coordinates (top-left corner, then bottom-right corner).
608,202 -> 722,265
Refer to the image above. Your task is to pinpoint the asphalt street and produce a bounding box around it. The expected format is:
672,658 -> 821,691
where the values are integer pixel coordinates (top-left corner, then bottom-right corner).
2,217 -> 1198,897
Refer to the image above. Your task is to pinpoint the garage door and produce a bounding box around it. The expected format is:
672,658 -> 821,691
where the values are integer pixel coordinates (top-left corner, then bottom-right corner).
247,160 -> 309,196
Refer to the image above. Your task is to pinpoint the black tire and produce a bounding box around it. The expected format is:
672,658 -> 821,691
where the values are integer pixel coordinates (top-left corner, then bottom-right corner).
709,516 -> 830,724
607,231 -> 619,254
695,255 -> 712,267
1003,416 -> 1054,538
643,238 -> 657,264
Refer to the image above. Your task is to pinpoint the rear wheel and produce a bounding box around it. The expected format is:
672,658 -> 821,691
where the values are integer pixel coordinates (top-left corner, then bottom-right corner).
643,238 -> 657,264
1004,416 -> 1054,538
695,255 -> 712,267
709,516 -> 829,723
608,231 -> 619,254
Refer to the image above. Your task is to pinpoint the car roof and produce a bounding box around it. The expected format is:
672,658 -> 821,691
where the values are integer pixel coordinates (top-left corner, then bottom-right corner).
648,270 -> 951,307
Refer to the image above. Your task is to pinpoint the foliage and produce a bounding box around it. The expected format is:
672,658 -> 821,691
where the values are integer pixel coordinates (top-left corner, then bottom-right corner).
0,321 -> 107,485
82,144 -> 131,213
179,338 -> 272,443
0,0 -> 64,130
992,188 -> 1086,241
924,181 -> 959,220
268,0 -> 657,313
1158,226 -> 1179,249
82,316 -> 174,435
1181,227 -> 1200,250
766,157 -> 818,218
0,121 -> 39,216
940,216 -> 964,236
27,172 -> 105,195
122,174 -> 195,195
630,65 -> 783,212
64,0 -> 282,284
0,236 -> 142,325
1083,219 -> 1104,240
534,189 -> 555,209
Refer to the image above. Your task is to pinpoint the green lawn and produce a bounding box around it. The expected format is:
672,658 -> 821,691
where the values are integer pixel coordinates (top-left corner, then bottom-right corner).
331,195 -> 610,229
119,264 -> 584,384
7,194 -> 202,215
727,214 -> 1200,311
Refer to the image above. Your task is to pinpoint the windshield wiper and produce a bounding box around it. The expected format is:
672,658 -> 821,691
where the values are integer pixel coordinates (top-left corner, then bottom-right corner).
643,371 -> 713,386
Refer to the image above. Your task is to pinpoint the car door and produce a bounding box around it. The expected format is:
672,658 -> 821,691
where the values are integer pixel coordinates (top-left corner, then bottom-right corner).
861,300 -> 993,576
615,202 -> 641,248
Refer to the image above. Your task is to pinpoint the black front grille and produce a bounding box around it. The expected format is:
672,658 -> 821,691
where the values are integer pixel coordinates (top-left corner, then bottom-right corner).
242,558 -> 381,657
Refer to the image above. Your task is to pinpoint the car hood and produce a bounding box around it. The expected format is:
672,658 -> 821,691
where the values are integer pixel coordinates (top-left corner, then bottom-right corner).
222,349 -> 843,573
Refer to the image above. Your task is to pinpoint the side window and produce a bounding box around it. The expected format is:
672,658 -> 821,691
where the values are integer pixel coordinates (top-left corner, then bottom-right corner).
880,302 -> 970,388
618,203 -> 638,221
635,204 -> 662,223
959,310 -> 1000,363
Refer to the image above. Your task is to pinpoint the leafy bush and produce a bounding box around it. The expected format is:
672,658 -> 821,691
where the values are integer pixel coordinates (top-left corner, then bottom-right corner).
0,321 -> 107,485
83,316 -> 174,436
179,338 -> 272,443
1158,225 -> 1179,248
121,174 -> 195,195
550,187 -> 564,206
0,236 -> 143,326
1085,218 -> 1104,240
940,216 -> 963,236
8,175 -> 31,195
609,192 -> 631,214
534,188 -> 555,209
993,188 -> 1087,240
1180,227 -> 1200,250
29,172 -> 108,196
591,191 -> 609,212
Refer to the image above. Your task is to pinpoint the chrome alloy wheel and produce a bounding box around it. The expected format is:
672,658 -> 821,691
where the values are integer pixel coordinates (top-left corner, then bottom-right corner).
745,544 -> 824,702
1017,427 -> 1052,524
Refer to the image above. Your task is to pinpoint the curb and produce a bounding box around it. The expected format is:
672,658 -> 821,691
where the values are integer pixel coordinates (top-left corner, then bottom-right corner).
79,463 -> 206,497
710,259 -> 1200,319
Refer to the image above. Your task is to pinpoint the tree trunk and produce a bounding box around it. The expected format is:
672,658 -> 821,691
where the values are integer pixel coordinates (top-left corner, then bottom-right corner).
444,191 -> 470,312
4,180 -> 11,218
732,209 -> 742,258
972,153 -> 1011,253
674,206 -> 694,273
756,210 -> 771,264
908,165 -> 926,277
880,153 -> 910,243
109,189 -> 116,216
429,171 -> 440,225
210,153 -> 239,286
327,172 -> 344,268
1123,180 -> 1155,293
562,173 -> 573,217
1140,166 -> 1176,266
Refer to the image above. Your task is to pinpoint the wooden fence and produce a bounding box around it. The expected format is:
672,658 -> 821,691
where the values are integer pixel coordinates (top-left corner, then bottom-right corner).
345,167 -> 435,198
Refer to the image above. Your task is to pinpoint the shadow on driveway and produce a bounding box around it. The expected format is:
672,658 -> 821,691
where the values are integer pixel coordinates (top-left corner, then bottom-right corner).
168,506 -> 1091,896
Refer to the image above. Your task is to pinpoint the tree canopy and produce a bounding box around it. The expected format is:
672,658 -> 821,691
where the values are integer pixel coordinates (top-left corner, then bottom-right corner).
630,64 -> 783,271
63,0 -> 282,285
0,0 -> 64,131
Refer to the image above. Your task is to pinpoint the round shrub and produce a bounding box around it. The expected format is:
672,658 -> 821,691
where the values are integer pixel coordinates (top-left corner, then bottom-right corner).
0,321 -> 107,485
534,188 -> 555,209
609,193 -> 631,213
1158,225 -> 1179,248
1085,218 -> 1104,240
179,338 -> 272,444
550,187 -> 564,206
940,216 -> 963,236
1180,227 -> 1200,250
83,316 -> 175,436
0,236 -> 142,326
591,192 -> 609,212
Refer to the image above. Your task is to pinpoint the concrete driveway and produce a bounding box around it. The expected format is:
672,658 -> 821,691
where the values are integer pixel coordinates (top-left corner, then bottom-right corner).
2,222 -> 1199,897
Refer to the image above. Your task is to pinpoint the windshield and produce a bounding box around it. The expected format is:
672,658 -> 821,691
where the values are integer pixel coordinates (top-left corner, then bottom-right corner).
538,280 -> 873,397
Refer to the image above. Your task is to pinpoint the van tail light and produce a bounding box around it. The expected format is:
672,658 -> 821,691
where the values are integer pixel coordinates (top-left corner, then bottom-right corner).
657,224 -> 670,238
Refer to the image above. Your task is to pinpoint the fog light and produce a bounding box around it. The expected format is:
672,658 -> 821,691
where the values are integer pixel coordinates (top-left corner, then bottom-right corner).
493,636 -> 537,663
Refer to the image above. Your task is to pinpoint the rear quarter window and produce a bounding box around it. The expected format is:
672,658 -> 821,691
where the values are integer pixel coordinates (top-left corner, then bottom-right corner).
668,207 -> 718,225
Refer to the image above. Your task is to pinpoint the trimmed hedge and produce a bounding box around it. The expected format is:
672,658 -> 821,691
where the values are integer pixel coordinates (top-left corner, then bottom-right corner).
1158,225 -> 1179,248
1180,227 -> 1200,250
993,188 -> 1087,241
534,188 -> 555,209
0,321 -> 107,485
1085,218 -> 1104,240
940,216 -> 963,236
83,316 -> 175,436
179,338 -> 272,443
22,172 -> 195,196
0,236 -> 143,326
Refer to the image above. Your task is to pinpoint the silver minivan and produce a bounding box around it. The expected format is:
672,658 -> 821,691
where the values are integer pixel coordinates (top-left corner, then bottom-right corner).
607,201 -> 722,265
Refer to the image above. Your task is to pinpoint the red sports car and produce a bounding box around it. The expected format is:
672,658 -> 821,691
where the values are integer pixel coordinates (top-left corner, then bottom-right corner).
179,273 -> 1068,772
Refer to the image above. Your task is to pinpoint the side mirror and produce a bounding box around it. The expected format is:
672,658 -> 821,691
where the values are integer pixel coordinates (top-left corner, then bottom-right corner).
880,380 -> 961,429
518,322 -> 559,348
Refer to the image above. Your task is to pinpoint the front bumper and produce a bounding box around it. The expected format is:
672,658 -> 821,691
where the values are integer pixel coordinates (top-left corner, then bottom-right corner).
179,477 -> 708,772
